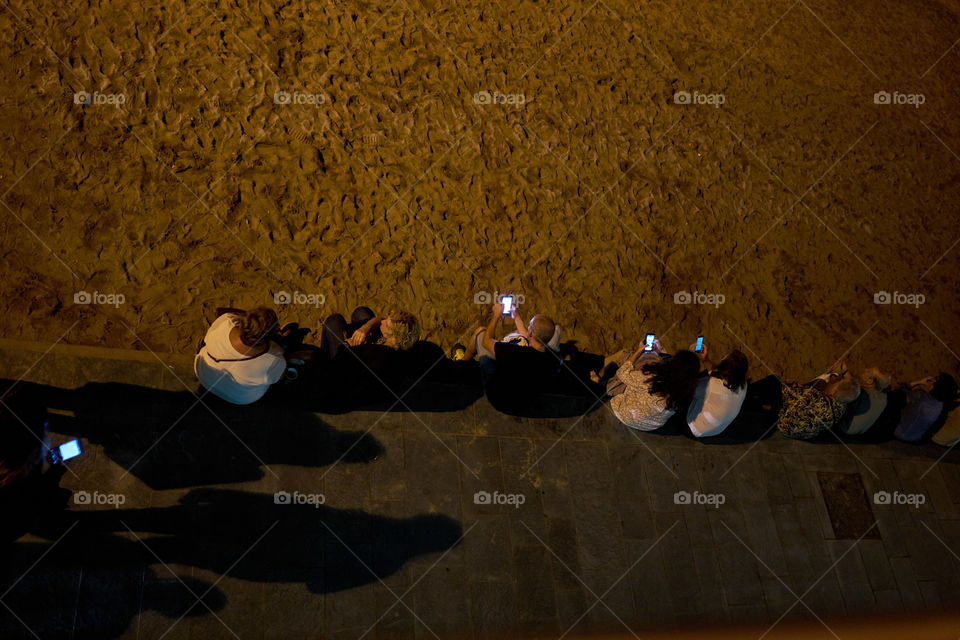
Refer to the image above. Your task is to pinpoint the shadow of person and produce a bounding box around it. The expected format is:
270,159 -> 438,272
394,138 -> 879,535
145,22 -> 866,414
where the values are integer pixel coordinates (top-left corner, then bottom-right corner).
6,380 -> 384,491
297,340 -> 484,414
0,535 -> 226,640
31,488 -> 463,595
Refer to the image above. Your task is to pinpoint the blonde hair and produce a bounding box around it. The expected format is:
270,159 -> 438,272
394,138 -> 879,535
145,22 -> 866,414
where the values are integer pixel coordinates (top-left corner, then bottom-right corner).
384,310 -> 420,350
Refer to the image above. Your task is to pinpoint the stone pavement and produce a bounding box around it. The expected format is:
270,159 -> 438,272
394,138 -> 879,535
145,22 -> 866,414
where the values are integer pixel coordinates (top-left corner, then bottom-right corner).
1,338 -> 959,639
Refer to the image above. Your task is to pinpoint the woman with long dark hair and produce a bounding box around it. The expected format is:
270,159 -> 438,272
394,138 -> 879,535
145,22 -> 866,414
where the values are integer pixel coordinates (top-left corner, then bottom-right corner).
605,337 -> 700,431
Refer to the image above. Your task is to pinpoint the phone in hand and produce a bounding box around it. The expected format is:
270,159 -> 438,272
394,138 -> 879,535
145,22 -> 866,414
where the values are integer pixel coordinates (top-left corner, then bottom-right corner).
695,336 -> 704,352
644,334 -> 655,352
501,295 -> 515,316
48,439 -> 83,464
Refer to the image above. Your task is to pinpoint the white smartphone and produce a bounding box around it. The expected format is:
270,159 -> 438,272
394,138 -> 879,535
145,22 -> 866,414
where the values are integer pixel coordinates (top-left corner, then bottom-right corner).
501,295 -> 514,316
49,439 -> 83,464
644,334 -> 655,351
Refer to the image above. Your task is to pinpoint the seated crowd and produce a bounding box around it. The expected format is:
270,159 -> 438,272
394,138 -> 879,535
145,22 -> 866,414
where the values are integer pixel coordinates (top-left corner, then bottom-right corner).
189,300 -> 960,446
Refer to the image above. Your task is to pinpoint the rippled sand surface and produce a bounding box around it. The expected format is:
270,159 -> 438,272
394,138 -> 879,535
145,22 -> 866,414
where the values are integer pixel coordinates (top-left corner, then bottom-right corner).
1,0 -> 958,378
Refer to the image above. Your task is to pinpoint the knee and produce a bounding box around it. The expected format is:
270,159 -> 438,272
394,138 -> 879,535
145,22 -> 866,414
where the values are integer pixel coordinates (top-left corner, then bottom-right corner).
351,307 -> 375,324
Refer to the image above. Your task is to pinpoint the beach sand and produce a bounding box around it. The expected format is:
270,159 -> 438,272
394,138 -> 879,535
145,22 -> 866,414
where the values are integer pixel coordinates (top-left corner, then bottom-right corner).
1,0 -> 958,382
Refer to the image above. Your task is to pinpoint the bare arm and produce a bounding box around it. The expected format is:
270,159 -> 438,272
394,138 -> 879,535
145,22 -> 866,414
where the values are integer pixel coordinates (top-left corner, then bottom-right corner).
480,303 -> 504,354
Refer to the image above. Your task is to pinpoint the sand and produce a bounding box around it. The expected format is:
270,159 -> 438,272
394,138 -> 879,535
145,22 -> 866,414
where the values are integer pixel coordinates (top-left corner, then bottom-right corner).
1,0 -> 959,384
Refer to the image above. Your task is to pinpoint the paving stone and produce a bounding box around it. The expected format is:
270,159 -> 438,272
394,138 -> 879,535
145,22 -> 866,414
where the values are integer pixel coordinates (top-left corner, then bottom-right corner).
464,516 -> 513,583
889,556 -> 925,610
826,540 -> 876,613
514,545 -> 558,624
471,580 -> 519,639
858,539 -> 898,591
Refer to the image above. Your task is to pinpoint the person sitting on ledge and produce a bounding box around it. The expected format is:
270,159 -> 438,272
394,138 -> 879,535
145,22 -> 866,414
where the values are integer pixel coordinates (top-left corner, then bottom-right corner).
461,302 -> 559,377
320,306 -> 420,361
892,373 -> 957,442
605,337 -> 700,431
194,307 -> 287,405
777,362 -> 860,440
685,345 -> 749,438
460,301 -> 560,409
839,368 -> 892,436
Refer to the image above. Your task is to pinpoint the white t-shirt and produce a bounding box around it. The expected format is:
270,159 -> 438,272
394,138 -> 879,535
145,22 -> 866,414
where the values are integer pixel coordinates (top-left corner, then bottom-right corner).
686,376 -> 747,437
193,314 -> 286,405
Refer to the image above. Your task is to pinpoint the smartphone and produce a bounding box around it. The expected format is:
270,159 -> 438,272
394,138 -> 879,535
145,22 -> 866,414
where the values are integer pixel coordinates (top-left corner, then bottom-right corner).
695,336 -> 704,352
644,334 -> 655,351
49,439 -> 83,464
501,295 -> 514,316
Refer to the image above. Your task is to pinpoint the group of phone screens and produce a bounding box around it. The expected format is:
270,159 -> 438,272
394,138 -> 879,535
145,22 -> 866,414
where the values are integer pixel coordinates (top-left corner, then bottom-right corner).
644,335 -> 703,352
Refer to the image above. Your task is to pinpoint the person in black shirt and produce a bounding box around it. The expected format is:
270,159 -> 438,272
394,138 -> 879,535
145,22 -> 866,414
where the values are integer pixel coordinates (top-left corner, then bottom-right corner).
462,302 -> 560,412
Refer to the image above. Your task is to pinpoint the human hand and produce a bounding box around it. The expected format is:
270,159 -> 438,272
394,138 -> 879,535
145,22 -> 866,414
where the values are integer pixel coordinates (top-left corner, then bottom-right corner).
347,328 -> 368,346
690,343 -> 708,361
492,302 -> 504,317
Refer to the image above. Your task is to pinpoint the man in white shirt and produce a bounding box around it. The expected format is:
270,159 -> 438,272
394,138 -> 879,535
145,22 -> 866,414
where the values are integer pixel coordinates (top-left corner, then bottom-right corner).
194,307 -> 287,405
685,345 -> 749,438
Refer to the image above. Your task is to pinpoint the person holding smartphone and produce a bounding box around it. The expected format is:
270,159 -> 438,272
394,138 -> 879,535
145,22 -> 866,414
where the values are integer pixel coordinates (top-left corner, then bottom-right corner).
604,336 -> 700,431
685,343 -> 749,438
461,300 -> 560,412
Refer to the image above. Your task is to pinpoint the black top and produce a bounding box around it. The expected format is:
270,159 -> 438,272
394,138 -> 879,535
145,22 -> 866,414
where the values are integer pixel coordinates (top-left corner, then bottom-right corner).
485,343 -> 561,412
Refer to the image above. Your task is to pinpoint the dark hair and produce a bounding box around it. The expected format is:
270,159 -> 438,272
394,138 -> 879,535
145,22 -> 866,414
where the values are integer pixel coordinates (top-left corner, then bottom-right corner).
932,373 -> 958,404
640,350 -> 701,411
239,307 -> 279,347
711,350 -> 749,391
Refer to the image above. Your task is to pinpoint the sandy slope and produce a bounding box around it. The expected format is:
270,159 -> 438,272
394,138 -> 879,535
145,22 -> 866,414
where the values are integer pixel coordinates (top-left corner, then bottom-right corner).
1,0 -> 958,382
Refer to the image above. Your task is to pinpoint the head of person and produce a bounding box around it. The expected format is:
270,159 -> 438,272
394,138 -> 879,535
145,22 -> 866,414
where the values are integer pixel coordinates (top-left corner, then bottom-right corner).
640,350 -> 701,411
238,307 -> 279,348
826,376 -> 860,405
711,350 -> 749,391
381,310 -> 420,351
526,315 -> 556,352
859,368 -> 891,393
931,373 -> 958,404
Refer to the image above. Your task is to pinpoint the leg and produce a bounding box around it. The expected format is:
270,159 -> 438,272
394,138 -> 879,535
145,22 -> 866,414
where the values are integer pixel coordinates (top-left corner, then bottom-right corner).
461,327 -> 484,361
320,313 -> 348,361
350,306 -> 376,325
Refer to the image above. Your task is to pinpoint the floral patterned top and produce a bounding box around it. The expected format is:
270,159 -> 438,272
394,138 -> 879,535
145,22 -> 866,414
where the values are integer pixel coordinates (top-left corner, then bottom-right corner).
777,384 -> 844,439
610,353 -> 674,431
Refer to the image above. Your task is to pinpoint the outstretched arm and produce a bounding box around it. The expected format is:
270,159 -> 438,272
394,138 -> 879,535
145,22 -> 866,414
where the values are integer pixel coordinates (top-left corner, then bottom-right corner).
480,303 -> 504,354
